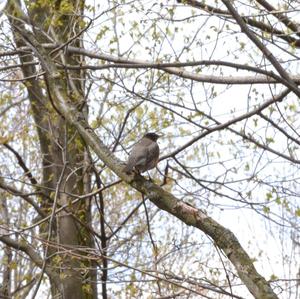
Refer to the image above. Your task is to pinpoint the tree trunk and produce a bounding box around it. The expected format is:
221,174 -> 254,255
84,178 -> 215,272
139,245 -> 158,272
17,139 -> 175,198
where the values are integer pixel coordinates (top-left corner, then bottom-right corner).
7,0 -> 96,298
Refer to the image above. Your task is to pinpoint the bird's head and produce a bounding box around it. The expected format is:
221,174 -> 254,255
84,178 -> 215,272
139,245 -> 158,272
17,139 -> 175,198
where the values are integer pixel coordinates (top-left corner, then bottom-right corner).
144,132 -> 161,141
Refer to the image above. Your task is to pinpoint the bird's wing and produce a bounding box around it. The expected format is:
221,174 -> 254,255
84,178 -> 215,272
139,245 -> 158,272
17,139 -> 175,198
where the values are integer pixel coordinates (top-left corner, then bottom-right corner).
124,142 -> 148,171
130,143 -> 149,167
145,142 -> 159,165
124,139 -> 159,173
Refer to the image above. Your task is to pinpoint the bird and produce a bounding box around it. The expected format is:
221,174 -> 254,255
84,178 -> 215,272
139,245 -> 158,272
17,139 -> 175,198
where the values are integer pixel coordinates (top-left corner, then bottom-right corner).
123,132 -> 160,174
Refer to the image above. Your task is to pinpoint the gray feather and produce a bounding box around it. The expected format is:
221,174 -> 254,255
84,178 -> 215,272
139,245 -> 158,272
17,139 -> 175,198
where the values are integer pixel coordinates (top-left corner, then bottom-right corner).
123,137 -> 159,173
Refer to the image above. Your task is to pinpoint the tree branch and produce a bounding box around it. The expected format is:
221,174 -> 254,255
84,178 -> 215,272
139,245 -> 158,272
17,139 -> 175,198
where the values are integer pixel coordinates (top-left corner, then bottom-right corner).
161,88 -> 291,160
255,0 -> 300,38
1,44 -> 300,85
0,235 -> 61,291
3,143 -> 38,185
0,177 -> 45,217
221,0 -> 300,98
11,14 -> 280,299
177,0 -> 300,47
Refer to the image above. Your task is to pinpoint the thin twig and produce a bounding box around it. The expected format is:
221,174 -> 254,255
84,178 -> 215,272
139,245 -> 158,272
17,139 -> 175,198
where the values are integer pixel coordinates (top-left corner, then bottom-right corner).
30,160 -> 67,299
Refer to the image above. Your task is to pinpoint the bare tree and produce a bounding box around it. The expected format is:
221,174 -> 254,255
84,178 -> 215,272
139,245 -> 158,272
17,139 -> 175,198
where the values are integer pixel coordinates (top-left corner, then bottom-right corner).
0,0 -> 299,298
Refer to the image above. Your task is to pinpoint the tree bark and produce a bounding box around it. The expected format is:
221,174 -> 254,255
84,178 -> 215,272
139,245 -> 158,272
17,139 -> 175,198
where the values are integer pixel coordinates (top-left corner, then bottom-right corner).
6,1 -> 96,298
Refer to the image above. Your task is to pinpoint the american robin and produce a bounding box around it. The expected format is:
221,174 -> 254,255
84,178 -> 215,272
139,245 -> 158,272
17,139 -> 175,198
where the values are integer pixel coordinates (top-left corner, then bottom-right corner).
123,132 -> 160,174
